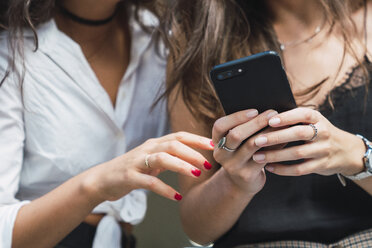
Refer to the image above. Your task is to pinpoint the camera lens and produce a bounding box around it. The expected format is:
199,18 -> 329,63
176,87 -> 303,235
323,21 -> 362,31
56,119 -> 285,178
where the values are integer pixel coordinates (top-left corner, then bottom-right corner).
227,71 -> 232,77
217,74 -> 224,80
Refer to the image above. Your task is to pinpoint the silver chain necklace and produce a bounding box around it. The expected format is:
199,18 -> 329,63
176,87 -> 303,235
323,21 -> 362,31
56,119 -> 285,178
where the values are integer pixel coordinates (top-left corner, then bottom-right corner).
278,20 -> 325,51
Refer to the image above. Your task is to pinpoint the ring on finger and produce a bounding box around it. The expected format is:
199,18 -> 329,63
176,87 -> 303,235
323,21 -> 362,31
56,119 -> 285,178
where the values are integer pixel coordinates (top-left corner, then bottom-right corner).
217,136 -> 236,152
309,124 -> 318,141
145,154 -> 151,168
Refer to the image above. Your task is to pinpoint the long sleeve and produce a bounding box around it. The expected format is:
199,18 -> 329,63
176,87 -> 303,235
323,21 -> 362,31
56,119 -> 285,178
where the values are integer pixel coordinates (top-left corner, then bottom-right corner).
0,52 -> 30,247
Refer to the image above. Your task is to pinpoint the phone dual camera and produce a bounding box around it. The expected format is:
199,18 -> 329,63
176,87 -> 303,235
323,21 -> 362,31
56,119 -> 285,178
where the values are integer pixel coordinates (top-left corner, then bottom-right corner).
216,68 -> 244,80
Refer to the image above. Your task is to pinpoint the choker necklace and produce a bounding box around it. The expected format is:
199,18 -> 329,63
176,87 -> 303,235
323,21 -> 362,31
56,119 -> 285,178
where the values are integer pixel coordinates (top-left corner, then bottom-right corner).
58,5 -> 117,26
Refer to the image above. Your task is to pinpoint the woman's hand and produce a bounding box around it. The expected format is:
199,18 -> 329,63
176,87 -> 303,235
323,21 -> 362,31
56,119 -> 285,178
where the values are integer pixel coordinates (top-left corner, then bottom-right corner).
252,107 -> 366,177
83,132 -> 214,202
212,109 -> 279,195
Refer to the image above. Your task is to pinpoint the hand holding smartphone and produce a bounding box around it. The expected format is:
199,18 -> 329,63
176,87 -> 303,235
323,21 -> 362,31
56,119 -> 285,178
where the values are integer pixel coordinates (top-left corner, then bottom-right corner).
210,51 -> 302,164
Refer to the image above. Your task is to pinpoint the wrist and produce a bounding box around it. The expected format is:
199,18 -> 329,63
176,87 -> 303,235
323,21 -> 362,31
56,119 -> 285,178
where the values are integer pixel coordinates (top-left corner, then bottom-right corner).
341,133 -> 366,176
79,165 -> 107,205
218,168 -> 257,198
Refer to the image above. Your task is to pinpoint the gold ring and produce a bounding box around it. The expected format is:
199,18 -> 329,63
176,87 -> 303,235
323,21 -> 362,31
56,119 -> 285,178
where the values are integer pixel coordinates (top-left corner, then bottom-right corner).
145,154 -> 151,168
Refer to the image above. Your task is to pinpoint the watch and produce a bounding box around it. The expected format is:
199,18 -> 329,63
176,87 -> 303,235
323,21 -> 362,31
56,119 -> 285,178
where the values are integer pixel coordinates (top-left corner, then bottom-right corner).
344,134 -> 372,180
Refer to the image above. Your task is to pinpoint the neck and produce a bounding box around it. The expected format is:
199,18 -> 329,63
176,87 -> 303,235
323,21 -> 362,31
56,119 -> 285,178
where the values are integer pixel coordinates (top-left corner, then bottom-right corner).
55,0 -> 124,43
265,0 -> 325,45
60,0 -> 118,22
266,0 -> 323,25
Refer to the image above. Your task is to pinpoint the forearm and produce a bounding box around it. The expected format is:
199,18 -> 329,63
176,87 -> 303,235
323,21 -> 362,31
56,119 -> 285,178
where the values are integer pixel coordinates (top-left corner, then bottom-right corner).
12,169 -> 103,248
180,168 -> 254,245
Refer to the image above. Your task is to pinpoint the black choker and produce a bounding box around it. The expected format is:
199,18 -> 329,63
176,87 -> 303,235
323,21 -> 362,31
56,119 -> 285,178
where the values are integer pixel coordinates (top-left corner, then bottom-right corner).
58,5 -> 117,26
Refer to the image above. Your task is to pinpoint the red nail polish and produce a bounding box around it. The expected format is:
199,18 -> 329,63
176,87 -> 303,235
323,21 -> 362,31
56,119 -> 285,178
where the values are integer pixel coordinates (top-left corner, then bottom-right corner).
191,169 -> 201,177
204,161 -> 212,170
210,140 -> 215,147
174,193 -> 183,201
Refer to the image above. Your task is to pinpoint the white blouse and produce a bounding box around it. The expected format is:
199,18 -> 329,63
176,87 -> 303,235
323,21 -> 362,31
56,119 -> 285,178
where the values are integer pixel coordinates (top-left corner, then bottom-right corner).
0,9 -> 169,248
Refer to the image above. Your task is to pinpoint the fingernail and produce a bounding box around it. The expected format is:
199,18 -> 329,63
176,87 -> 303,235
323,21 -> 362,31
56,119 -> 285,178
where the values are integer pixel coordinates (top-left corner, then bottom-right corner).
265,166 -> 274,172
269,117 -> 281,126
210,140 -> 215,148
267,111 -> 278,119
191,169 -> 201,177
247,109 -> 259,118
255,136 -> 268,146
204,161 -> 212,170
253,154 -> 266,162
174,193 -> 183,201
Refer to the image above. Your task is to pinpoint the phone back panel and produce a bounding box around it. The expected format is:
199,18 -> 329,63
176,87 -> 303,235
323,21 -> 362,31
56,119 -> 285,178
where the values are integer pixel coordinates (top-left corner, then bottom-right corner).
210,51 -> 297,115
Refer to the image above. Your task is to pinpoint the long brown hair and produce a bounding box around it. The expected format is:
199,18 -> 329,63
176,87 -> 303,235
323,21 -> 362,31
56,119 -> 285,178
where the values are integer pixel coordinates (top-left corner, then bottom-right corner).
0,0 -> 162,87
161,0 -> 369,129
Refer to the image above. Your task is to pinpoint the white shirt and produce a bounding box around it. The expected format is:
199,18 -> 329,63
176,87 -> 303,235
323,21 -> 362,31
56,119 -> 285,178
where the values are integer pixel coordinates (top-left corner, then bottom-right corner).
0,9 -> 169,248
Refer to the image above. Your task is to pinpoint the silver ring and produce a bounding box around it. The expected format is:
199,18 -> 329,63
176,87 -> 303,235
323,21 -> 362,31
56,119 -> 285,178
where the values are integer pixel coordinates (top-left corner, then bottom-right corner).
217,136 -> 236,152
309,124 -> 318,141
145,154 -> 151,168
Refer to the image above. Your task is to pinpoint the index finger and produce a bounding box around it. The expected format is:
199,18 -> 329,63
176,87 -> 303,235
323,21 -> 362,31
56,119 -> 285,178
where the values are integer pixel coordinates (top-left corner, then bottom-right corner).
135,172 -> 183,201
268,108 -> 320,127
212,109 -> 259,145
161,131 -> 214,151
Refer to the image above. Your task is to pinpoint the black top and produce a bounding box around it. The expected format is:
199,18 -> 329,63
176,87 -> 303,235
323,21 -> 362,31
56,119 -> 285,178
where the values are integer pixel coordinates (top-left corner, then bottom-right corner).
214,57 -> 372,248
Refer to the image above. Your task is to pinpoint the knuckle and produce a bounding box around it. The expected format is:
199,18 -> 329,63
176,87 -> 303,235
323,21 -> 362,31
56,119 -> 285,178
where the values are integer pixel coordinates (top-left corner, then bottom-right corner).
167,140 -> 179,151
213,119 -> 226,135
320,126 -> 330,139
303,110 -> 314,122
145,138 -> 156,145
323,143 -> 332,157
174,131 -> 187,141
240,173 -> 253,183
145,177 -> 157,190
293,148 -> 305,159
154,152 -> 168,163
228,129 -> 242,143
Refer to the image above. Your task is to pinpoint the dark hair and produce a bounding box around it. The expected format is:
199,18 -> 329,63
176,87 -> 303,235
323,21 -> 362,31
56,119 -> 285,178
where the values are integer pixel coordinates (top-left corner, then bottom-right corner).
161,0 -> 370,129
0,0 -> 162,87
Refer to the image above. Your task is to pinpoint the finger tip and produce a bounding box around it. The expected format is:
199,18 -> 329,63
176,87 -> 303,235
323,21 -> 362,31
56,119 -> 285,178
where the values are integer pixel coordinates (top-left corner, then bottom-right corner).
209,140 -> 215,148
203,160 -> 212,170
174,193 -> 183,201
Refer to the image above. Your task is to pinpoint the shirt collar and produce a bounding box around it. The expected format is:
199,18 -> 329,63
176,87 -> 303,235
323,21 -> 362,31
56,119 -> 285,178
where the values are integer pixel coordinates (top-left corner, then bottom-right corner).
26,8 -> 159,129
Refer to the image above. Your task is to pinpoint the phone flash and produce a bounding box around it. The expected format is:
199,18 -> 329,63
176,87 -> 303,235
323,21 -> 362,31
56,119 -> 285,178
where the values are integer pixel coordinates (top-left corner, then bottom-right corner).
238,69 -> 242,72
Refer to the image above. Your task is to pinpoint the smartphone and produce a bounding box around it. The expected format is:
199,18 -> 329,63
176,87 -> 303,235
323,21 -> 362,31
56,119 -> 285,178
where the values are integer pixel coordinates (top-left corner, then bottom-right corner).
210,51 -> 296,115
210,51 -> 301,165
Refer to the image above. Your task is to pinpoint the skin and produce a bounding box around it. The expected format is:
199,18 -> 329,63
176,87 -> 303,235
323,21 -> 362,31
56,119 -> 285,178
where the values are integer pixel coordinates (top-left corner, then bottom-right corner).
11,1 -> 214,247
171,0 -> 372,245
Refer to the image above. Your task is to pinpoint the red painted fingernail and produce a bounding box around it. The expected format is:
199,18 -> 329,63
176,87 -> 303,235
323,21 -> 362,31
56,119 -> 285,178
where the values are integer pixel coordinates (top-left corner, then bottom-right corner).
210,140 -> 215,147
174,193 -> 183,201
191,169 -> 201,177
204,161 -> 212,170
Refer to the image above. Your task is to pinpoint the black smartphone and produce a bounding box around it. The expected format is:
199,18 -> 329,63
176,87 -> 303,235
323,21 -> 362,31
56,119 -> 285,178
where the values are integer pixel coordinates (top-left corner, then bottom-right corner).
210,51 -> 296,115
210,51 -> 301,165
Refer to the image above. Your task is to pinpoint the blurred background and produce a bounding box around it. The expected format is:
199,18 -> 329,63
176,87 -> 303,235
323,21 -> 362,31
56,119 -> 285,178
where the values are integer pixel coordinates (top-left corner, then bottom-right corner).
134,172 -> 191,248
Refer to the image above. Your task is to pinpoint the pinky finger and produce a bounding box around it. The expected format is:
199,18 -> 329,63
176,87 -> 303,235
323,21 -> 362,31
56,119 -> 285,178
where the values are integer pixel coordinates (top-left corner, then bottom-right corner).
265,159 -> 319,177
135,173 -> 183,201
